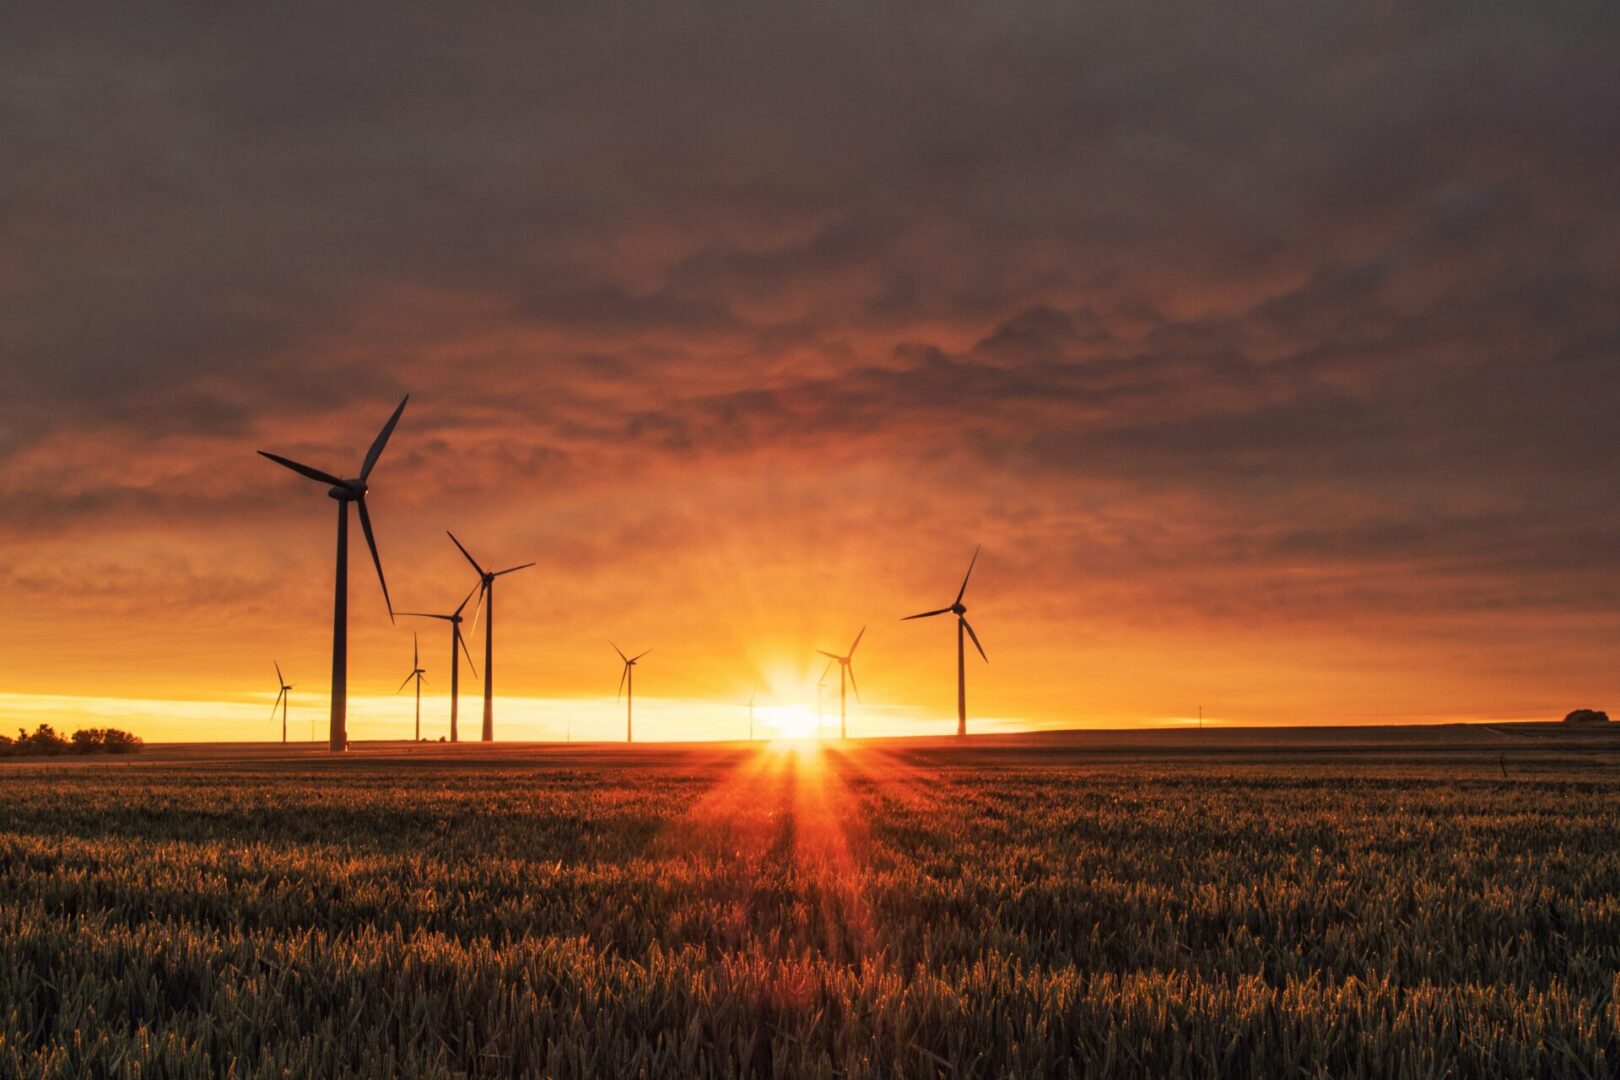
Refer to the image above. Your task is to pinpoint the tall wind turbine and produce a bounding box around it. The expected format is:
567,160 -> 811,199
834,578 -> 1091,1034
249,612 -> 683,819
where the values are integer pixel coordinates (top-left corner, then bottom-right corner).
903,545 -> 987,736
612,643 -> 651,743
448,533 -> 534,742
272,662 -> 293,743
398,582 -> 479,741
259,395 -> 406,751
817,626 -> 865,740
397,632 -> 427,741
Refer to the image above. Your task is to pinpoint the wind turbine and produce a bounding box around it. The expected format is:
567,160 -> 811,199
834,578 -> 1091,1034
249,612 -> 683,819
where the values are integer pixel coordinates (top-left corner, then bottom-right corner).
397,632 -> 427,741
448,532 -> 534,742
903,545 -> 987,736
612,642 -> 651,743
258,395 -> 407,751
817,626 -> 865,740
748,688 -> 756,742
271,662 -> 293,744
398,582 -> 480,742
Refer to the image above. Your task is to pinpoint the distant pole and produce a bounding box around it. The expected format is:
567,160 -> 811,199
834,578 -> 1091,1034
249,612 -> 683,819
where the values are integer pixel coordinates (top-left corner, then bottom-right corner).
1199,704 -> 1203,730
414,675 -> 421,741
566,716 -> 571,743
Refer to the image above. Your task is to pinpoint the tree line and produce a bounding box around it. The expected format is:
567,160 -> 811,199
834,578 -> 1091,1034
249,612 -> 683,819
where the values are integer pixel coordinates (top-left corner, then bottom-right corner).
1,724 -> 144,757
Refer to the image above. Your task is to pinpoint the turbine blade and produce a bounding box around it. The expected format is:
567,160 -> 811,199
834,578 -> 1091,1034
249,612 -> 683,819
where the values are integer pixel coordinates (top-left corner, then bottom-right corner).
816,650 -> 841,660
257,451 -> 343,487
413,632 -> 418,666
397,611 -> 453,621
465,580 -> 487,642
963,617 -> 988,662
447,531 -> 486,576
847,664 -> 860,703
631,648 -> 652,662
617,663 -> 628,701
453,580 -> 480,616
495,562 -> 536,576
849,625 -> 866,656
609,641 -> 628,662
360,394 -> 409,481
955,545 -> 981,606
903,607 -> 952,620
457,627 -> 479,678
397,671 -> 414,694
356,497 -> 394,622
272,688 -> 285,717
274,659 -> 284,685
822,659 -> 835,681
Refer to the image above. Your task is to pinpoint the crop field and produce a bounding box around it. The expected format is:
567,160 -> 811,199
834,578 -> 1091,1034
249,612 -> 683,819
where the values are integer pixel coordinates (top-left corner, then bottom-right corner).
2,726 -> 1619,1078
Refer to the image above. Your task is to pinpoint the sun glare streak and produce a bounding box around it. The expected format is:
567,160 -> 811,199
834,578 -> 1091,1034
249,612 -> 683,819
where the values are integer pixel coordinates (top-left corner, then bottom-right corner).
656,740 -> 875,963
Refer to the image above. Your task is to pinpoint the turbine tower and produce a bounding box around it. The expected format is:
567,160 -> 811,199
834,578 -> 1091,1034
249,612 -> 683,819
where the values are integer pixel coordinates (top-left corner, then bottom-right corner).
817,626 -> 865,740
398,582 -> 479,741
748,688 -> 756,742
612,642 -> 651,743
397,632 -> 427,741
903,545 -> 987,736
271,661 -> 293,743
448,532 -> 534,742
259,395 -> 406,751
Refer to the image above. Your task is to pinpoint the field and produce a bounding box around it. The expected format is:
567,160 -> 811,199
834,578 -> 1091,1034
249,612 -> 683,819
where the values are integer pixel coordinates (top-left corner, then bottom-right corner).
3,725 -> 1619,1078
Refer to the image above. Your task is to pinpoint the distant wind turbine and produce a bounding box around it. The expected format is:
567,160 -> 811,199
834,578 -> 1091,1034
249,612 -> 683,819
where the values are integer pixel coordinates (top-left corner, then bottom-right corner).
258,395 -> 407,751
612,642 -> 651,743
748,688 -> 756,742
903,545 -> 987,736
817,626 -> 865,740
398,582 -> 480,742
397,632 -> 427,741
272,661 -> 293,744
448,532 -> 534,742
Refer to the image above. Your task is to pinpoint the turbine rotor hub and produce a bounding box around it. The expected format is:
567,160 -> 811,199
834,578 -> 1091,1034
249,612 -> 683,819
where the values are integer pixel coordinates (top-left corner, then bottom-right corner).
952,602 -> 966,615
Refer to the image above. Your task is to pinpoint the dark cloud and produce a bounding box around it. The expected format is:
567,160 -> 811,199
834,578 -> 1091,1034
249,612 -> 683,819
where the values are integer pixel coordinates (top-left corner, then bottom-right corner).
2,1 -> 1619,719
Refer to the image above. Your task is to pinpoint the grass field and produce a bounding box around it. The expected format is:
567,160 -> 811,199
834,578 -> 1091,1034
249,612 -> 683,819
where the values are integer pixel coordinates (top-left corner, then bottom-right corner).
3,725 -> 1619,1077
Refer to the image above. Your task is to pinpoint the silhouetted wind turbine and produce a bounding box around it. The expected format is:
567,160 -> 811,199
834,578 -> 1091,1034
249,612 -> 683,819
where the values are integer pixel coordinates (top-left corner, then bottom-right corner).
259,395 -> 406,751
817,626 -> 865,740
398,582 -> 480,742
448,532 -> 534,742
272,661 -> 293,744
612,642 -> 651,743
397,632 -> 427,741
904,545 -> 986,736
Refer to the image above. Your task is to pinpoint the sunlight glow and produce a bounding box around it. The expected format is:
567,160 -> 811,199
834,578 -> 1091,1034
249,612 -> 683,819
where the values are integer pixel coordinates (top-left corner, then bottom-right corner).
761,704 -> 819,740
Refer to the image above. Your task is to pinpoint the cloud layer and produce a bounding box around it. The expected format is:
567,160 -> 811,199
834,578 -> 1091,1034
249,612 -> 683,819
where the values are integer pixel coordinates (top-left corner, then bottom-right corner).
3,2 -> 1618,733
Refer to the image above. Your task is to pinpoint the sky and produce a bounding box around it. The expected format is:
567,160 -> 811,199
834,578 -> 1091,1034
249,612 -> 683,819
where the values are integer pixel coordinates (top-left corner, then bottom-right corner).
3,2 -> 1619,741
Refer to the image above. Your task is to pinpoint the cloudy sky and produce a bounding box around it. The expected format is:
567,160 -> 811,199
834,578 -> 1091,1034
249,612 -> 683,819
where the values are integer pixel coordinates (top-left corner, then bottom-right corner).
3,2 -> 1618,740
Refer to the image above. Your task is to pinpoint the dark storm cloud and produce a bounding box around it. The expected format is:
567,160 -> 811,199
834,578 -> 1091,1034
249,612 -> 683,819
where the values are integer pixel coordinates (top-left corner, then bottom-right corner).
2,0 -> 1619,628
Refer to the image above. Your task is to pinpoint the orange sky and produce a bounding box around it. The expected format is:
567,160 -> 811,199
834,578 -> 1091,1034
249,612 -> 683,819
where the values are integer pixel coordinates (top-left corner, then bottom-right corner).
3,5 -> 1619,740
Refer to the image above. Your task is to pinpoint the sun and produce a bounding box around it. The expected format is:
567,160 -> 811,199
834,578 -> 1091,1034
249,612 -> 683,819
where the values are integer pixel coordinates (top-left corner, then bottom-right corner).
762,704 -> 820,741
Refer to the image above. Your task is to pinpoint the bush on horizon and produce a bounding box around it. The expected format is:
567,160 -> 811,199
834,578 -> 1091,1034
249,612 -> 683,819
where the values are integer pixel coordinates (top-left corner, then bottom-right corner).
1,724 -> 143,758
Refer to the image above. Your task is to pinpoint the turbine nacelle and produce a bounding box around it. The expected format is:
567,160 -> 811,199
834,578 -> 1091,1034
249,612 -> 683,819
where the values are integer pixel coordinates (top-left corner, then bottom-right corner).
951,602 -> 966,616
326,479 -> 367,501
